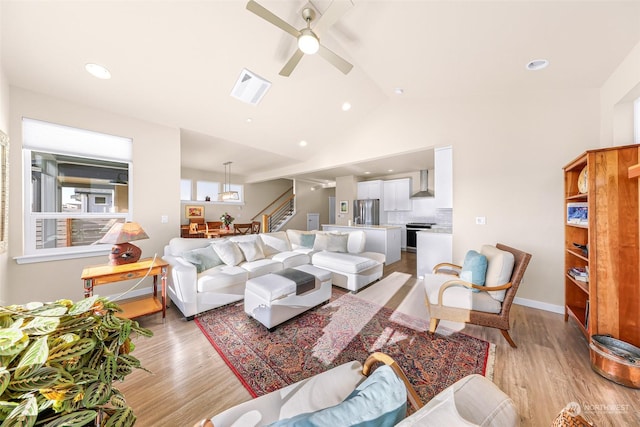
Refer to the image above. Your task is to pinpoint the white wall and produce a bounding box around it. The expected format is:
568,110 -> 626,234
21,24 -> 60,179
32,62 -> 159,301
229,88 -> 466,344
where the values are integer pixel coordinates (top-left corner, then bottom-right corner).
0,2 -> 10,305
601,39 -> 640,147
330,89 -> 600,307
6,88 -> 181,304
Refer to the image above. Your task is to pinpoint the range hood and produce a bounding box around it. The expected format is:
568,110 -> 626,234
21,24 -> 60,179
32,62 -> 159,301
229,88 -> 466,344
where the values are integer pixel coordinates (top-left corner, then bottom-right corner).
411,170 -> 434,198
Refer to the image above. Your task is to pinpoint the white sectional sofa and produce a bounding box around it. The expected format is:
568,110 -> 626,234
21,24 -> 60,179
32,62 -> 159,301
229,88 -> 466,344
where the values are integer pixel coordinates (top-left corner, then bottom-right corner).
162,230 -> 385,319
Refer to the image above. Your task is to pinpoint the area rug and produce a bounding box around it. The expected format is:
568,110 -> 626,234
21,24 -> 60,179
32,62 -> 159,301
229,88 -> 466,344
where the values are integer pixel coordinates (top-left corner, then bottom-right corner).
195,288 -> 494,404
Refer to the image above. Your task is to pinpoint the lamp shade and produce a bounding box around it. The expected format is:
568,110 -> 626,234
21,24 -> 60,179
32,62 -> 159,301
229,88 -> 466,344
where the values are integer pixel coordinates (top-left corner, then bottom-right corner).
98,222 -> 149,266
99,221 -> 149,244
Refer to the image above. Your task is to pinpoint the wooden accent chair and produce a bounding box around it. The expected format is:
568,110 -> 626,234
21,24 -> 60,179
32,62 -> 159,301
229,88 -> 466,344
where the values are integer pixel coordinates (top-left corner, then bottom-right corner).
187,218 -> 206,238
206,221 -> 223,231
425,243 -> 532,348
251,221 -> 261,234
233,223 -> 252,235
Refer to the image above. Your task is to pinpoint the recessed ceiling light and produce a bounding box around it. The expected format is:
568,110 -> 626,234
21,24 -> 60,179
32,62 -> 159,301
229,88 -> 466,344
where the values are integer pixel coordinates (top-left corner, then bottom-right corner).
85,63 -> 111,79
246,118 -> 253,123
364,171 -> 371,175
342,102 -> 351,111
388,169 -> 394,172
299,140 -> 308,147
526,59 -> 549,71
394,88 -> 404,95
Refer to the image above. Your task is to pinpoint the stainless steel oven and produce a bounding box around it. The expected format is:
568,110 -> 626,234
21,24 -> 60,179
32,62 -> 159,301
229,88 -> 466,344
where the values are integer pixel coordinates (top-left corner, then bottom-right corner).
406,223 -> 436,252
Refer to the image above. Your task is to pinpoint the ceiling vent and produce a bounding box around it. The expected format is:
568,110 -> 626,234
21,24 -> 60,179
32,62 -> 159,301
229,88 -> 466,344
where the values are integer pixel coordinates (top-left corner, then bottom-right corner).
230,68 -> 271,106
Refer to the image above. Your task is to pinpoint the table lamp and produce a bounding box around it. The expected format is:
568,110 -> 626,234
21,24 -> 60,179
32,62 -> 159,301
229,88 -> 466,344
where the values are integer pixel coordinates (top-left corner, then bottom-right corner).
98,221 -> 149,266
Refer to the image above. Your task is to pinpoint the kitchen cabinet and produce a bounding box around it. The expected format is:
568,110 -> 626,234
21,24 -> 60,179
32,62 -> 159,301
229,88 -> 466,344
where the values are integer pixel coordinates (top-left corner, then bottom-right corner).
357,180 -> 383,200
383,178 -> 411,211
435,146 -> 453,209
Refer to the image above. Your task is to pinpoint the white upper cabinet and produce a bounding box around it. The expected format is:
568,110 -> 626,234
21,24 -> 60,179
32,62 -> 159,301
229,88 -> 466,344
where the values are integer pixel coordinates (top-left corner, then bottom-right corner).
357,180 -> 383,199
435,146 -> 453,209
383,178 -> 411,211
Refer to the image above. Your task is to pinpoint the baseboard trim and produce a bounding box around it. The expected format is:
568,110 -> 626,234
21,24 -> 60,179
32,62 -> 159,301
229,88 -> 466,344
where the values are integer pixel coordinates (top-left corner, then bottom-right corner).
514,296 -> 564,314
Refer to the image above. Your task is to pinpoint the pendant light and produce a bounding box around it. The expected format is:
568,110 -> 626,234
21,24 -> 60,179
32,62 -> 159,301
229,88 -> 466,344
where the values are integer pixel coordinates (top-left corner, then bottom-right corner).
221,161 -> 239,201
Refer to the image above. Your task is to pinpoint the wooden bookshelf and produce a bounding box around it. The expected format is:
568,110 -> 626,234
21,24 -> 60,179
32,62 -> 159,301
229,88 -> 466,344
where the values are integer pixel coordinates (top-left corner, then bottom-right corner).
563,145 -> 640,348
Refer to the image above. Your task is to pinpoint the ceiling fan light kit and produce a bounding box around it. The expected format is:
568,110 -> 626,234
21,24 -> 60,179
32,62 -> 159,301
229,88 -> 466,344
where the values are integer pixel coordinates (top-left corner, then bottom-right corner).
246,0 -> 353,76
298,29 -> 319,55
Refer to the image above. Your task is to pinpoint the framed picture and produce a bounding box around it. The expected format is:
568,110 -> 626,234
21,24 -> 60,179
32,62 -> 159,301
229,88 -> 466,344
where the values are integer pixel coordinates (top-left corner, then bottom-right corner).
340,200 -> 349,214
567,202 -> 588,226
186,205 -> 204,219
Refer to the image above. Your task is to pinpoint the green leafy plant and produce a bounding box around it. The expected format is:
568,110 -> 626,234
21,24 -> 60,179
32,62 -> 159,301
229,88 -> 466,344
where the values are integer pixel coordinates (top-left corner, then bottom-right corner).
0,296 -> 153,427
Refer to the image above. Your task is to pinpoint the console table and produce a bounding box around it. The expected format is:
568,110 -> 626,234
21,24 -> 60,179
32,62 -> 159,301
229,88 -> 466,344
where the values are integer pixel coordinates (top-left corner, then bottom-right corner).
81,257 -> 168,320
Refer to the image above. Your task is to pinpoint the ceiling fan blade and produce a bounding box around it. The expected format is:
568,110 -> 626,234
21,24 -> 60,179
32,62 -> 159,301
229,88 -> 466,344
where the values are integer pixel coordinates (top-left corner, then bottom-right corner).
318,44 -> 353,75
246,0 -> 300,39
313,0 -> 354,36
279,49 -> 305,76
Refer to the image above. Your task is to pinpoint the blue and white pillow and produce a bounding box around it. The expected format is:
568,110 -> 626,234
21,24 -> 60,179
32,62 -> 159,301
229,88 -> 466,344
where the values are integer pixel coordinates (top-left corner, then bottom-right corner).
460,250 -> 488,293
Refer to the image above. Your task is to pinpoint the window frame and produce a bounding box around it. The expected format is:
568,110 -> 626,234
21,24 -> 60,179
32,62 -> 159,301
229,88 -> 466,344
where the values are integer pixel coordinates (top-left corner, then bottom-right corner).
17,118 -> 133,264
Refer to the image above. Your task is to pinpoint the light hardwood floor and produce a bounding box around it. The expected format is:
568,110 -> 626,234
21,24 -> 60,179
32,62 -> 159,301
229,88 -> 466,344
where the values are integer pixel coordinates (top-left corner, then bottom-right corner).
119,252 -> 639,426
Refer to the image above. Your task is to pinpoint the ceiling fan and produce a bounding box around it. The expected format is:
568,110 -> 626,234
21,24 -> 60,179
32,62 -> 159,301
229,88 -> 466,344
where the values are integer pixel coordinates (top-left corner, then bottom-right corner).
246,0 -> 354,77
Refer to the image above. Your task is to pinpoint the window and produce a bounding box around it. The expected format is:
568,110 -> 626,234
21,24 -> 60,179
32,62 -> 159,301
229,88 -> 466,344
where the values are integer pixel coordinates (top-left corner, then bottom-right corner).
180,179 -> 192,201
196,180 -> 219,201
20,118 -> 132,262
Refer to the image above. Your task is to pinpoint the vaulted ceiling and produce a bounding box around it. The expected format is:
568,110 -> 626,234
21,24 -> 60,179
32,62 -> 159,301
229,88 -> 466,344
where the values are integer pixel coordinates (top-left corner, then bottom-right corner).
3,1 -> 640,182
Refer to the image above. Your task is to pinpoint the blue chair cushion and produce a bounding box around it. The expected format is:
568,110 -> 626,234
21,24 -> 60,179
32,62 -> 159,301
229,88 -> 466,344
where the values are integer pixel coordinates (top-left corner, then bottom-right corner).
267,365 -> 407,427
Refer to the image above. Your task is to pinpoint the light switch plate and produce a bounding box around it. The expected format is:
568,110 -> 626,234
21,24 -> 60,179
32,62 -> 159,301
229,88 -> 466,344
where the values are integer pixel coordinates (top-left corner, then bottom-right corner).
475,216 -> 486,225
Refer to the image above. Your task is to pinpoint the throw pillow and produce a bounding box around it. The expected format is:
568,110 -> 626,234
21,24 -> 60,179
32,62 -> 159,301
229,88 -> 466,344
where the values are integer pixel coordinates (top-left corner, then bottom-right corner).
236,240 -> 265,262
212,240 -> 244,266
286,230 -> 316,250
461,250 -> 488,293
299,233 -> 316,249
313,232 -> 349,253
395,387 -> 475,426
260,232 -> 292,255
181,246 -> 223,273
267,365 -> 406,427
480,245 -> 515,302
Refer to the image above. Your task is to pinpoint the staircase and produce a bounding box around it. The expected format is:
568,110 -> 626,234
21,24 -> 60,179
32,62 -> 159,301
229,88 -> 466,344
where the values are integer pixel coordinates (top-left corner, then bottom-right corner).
252,187 -> 295,233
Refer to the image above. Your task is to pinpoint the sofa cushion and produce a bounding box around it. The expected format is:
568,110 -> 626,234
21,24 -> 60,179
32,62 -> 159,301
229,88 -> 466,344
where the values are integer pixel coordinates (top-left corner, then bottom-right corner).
241,258 -> 283,279
181,245 -> 223,273
314,232 -> 349,252
460,250 -> 488,293
480,245 -> 515,302
267,365 -> 406,427
212,240 -> 244,266
260,231 -> 292,256
423,274 -> 502,314
312,251 -> 379,274
236,239 -> 265,262
197,266 -> 248,293
270,251 -> 310,269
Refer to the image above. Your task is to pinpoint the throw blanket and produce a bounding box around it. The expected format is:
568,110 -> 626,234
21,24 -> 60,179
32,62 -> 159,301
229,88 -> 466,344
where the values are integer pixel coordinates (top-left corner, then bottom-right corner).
275,268 -> 315,295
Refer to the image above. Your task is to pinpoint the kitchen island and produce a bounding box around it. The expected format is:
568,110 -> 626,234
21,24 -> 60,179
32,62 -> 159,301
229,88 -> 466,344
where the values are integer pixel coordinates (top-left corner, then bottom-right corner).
321,224 -> 402,264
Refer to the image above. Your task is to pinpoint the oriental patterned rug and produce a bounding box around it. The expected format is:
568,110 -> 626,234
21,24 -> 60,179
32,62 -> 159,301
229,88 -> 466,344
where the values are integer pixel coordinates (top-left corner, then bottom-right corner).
195,287 -> 494,404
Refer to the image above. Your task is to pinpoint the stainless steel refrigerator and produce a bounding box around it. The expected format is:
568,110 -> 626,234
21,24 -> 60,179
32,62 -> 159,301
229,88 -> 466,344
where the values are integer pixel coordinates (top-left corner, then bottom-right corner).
353,199 -> 380,225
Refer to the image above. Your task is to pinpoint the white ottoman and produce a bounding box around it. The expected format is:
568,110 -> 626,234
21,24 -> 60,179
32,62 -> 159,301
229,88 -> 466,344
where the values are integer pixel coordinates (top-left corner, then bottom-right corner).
244,265 -> 332,330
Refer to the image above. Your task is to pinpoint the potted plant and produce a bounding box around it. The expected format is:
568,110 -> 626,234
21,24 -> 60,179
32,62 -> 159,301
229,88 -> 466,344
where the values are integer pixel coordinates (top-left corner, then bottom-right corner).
0,296 -> 152,427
